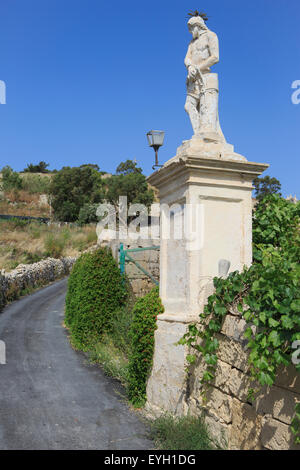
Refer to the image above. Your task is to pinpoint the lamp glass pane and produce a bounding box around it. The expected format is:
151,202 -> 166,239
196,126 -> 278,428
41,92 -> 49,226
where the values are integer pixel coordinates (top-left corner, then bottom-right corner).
146,132 -> 153,147
152,131 -> 165,147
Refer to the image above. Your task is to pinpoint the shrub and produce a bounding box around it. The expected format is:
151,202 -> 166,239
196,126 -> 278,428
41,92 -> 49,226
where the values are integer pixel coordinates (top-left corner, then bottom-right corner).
253,194 -> 300,263
127,287 -> 164,407
50,166 -> 104,222
78,203 -> 99,225
1,166 -> 23,191
44,233 -> 66,258
65,248 -> 127,349
23,161 -> 50,173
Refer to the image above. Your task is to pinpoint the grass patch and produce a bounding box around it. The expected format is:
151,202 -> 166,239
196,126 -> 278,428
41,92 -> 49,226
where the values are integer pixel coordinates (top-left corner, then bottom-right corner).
88,336 -> 129,387
0,220 -> 98,270
68,298 -> 135,387
148,414 -> 218,450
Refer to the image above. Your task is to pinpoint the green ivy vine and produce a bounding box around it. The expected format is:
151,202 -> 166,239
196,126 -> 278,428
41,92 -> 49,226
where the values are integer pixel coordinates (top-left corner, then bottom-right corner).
127,286 -> 164,407
179,195 -> 300,443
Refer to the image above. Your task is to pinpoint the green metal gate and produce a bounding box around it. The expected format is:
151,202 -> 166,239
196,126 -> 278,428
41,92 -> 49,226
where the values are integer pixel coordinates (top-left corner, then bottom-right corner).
119,243 -> 160,285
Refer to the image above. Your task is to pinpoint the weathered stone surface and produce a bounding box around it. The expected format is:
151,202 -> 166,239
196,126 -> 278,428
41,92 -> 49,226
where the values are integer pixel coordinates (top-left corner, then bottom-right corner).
189,350 -> 254,404
130,279 -> 154,297
216,362 -> 251,403
146,320 -> 188,415
201,387 -> 233,424
274,364 -> 300,394
255,385 -> 300,425
203,410 -> 231,449
229,399 -> 263,450
217,333 -> 250,372
221,315 -> 248,342
261,416 -> 300,450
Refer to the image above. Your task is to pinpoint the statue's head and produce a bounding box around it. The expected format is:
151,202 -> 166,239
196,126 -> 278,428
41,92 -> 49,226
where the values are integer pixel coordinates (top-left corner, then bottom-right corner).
188,15 -> 208,38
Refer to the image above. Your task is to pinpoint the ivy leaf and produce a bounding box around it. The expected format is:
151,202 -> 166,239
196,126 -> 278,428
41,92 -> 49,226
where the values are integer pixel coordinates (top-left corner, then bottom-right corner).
258,371 -> 274,386
259,311 -> 267,324
268,330 -> 281,347
291,300 -> 300,312
204,354 -> 218,366
244,327 -> 253,340
268,317 -> 280,328
244,310 -> 253,322
202,371 -> 215,383
281,315 -> 294,330
237,302 -> 243,313
186,354 -> 196,364
260,335 -> 267,348
214,304 -> 227,316
273,350 -> 289,366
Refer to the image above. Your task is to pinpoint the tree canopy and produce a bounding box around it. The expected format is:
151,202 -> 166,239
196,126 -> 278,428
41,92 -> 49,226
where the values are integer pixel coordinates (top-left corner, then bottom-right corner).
23,161 -> 50,173
253,175 -> 282,201
50,160 -> 154,223
50,166 -> 104,222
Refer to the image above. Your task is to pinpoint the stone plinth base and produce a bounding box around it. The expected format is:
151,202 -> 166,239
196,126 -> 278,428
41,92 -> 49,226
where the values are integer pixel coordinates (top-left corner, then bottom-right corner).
146,318 -> 189,415
166,135 -> 247,167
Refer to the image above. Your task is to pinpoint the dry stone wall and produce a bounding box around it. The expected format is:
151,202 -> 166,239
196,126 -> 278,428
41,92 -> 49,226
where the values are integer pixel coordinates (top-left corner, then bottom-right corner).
0,257 -> 76,310
186,306 -> 300,450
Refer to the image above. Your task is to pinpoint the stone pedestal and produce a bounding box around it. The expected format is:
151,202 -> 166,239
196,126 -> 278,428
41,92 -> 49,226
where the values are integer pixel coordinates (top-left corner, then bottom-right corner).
146,140 -> 268,415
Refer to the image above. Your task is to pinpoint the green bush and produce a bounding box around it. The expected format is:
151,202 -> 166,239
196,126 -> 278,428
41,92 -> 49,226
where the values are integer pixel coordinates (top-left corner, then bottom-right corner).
65,248 -> 127,349
78,203 -> 99,225
127,287 -> 164,407
23,161 -> 50,173
253,193 -> 300,262
50,166 -> 104,222
1,166 -> 23,191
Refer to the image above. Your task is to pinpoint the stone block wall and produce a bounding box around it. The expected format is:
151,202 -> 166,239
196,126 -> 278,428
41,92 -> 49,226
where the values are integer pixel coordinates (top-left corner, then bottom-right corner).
107,238 -> 160,297
0,257 -> 76,310
186,307 -> 300,450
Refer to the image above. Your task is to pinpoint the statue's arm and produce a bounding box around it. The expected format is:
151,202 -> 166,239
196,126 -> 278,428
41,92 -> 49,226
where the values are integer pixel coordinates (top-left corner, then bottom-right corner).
200,31 -> 219,71
184,44 -> 193,69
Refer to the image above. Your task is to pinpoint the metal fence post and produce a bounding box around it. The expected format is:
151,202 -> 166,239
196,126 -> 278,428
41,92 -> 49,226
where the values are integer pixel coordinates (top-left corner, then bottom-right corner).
119,243 -> 125,281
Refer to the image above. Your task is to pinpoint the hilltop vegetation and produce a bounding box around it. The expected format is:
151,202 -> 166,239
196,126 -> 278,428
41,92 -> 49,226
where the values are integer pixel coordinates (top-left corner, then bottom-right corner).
0,218 -> 97,271
49,159 -> 154,222
0,160 -> 154,271
0,159 -> 154,223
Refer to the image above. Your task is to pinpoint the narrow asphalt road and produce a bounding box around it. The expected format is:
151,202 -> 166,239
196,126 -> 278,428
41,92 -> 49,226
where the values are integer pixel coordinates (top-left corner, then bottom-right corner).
0,278 -> 153,450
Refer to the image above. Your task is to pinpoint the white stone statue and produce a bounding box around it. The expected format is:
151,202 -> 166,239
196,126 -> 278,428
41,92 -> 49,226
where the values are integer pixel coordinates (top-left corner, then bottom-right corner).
165,12 -> 246,163
184,14 -> 225,143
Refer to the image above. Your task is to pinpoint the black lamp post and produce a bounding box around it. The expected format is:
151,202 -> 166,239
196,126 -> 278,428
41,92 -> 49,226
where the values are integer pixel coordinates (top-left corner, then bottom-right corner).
146,130 -> 165,170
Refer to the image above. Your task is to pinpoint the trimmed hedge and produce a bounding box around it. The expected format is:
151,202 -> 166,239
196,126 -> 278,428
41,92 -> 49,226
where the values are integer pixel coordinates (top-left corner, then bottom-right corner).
65,247 -> 127,349
128,287 -> 164,407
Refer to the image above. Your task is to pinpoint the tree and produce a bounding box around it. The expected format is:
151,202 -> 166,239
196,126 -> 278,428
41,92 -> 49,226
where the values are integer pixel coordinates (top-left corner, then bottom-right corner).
50,166 -> 104,222
105,160 -> 154,211
253,175 -> 282,201
79,163 -> 100,171
78,203 -> 100,225
24,161 -> 50,173
49,160 -> 154,223
116,160 -> 142,175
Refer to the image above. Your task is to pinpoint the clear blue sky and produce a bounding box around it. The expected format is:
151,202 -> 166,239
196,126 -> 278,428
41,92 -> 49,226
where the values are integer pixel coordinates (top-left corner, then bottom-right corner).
0,0 -> 299,197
